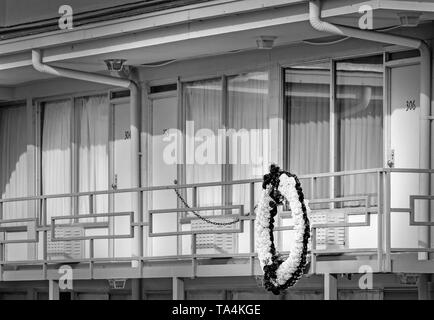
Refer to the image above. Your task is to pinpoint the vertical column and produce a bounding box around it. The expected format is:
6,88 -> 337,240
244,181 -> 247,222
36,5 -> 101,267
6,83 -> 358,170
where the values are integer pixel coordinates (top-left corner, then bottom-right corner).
130,82 -> 142,269
131,278 -> 142,300
176,77 -> 185,256
172,277 -> 185,300
27,288 -> 36,300
430,39 -> 434,261
324,273 -> 338,300
268,62 -> 283,166
141,81 -> 152,258
49,280 -> 60,300
26,97 -> 37,260
418,274 -> 429,300
329,60 -> 339,202
418,43 -> 431,261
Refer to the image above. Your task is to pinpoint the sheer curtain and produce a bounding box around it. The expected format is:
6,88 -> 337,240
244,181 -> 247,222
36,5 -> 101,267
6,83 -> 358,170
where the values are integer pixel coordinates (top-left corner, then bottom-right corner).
228,72 -> 269,211
42,100 -> 72,220
336,57 -> 383,205
76,95 -> 109,215
0,105 -> 28,219
0,105 -> 29,261
285,65 -> 330,202
76,95 -> 109,258
183,78 -> 222,208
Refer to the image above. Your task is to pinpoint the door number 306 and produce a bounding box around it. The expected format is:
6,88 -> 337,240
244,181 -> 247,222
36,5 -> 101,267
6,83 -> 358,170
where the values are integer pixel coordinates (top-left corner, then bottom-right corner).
405,100 -> 416,111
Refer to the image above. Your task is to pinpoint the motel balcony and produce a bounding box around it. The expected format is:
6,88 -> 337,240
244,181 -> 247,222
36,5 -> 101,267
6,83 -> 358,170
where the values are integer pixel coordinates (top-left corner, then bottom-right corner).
1,167 -> 433,285
0,0 -> 434,300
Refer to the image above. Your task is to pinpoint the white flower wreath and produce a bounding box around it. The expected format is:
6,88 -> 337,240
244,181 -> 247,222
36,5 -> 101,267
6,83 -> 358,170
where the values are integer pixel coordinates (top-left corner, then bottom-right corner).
255,165 -> 310,294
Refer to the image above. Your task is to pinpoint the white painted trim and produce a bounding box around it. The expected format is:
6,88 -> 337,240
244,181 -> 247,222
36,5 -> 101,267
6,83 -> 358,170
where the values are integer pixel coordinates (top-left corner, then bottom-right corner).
377,0 -> 434,12
2,0 -> 422,71
0,0 -> 307,55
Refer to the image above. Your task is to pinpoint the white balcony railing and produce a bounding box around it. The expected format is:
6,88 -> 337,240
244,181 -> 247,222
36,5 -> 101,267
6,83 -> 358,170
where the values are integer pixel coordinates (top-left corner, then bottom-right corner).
0,168 -> 433,280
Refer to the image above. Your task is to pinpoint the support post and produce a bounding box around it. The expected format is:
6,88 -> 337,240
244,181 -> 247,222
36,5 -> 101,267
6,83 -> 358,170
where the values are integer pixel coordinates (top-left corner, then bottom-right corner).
49,280 -> 60,300
324,273 -> 338,300
131,279 -> 142,300
130,83 -> 142,268
172,277 -> 185,300
27,288 -> 36,300
418,274 -> 429,300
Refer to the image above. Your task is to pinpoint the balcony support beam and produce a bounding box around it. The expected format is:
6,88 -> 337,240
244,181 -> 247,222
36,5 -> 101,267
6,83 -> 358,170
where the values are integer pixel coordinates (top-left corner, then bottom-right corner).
48,279 -> 60,300
172,277 -> 185,300
418,274 -> 430,300
324,273 -> 338,300
131,278 -> 142,300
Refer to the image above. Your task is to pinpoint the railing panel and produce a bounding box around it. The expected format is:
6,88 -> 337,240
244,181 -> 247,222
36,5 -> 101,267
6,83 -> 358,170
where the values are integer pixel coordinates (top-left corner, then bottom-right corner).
1,167 -> 433,276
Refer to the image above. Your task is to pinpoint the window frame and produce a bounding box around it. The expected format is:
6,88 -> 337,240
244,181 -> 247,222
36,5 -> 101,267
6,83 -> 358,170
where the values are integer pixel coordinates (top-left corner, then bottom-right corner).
35,91 -> 115,258
178,69 -> 271,255
283,53 -> 387,200
178,69 -> 271,196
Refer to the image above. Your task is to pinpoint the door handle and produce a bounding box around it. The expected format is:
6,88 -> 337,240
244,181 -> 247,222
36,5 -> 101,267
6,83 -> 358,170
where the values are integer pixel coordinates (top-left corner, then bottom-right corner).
111,174 -> 118,190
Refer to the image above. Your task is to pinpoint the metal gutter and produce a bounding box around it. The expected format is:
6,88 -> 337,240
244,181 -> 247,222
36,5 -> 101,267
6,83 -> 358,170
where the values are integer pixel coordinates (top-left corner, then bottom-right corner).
309,0 -> 432,265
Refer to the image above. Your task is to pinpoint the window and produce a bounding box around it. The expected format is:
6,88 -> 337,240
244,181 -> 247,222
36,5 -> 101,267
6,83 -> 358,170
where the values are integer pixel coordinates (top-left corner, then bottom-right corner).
183,78 -> 223,207
0,104 -> 29,261
336,55 -> 383,204
285,62 -> 330,202
284,55 -> 384,250
41,99 -> 73,220
75,95 -> 109,215
181,71 -> 269,254
40,94 -> 110,259
284,55 -> 383,203
41,95 -> 110,219
182,72 -> 269,207
0,104 -> 28,218
228,72 -> 269,209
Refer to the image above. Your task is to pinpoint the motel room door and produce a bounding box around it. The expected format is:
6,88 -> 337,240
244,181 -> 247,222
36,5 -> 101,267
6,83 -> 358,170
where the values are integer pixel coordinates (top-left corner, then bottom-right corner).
388,61 -> 421,249
110,101 -> 132,257
150,94 -> 178,256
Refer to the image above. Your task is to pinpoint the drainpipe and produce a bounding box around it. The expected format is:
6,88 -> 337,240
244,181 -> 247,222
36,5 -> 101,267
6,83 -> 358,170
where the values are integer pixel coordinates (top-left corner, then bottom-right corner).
309,1 -> 432,262
31,49 -> 142,269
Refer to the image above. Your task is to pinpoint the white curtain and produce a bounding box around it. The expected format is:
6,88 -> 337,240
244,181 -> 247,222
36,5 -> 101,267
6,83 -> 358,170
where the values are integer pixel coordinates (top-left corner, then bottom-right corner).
42,100 -> 72,220
183,78 -> 222,208
76,95 -> 109,258
285,66 -> 330,203
228,72 -> 269,212
0,105 -> 28,219
76,95 -> 109,216
337,61 -> 383,205
0,105 -> 29,261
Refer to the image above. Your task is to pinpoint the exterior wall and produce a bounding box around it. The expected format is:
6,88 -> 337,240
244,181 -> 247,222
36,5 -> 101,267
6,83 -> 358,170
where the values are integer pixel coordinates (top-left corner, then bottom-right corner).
1,28 -> 434,298
4,36 -> 433,258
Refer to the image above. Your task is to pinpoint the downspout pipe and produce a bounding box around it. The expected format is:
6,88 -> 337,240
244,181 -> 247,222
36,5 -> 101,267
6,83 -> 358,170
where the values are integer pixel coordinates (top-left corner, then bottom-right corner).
309,1 -> 432,263
32,49 -> 142,269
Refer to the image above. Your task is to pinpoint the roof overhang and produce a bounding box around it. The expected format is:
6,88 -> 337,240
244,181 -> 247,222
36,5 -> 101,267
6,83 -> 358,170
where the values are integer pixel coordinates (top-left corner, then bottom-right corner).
0,0 -> 433,86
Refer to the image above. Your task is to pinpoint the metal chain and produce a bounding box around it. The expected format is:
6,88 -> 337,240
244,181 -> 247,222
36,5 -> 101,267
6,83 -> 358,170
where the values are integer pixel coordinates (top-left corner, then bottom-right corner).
173,186 -> 240,226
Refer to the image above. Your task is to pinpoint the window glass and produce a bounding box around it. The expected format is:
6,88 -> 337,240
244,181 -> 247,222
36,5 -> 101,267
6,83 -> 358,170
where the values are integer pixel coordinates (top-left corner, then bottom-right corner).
183,78 -> 223,207
285,62 -> 330,201
42,100 -> 72,219
336,55 -> 383,204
